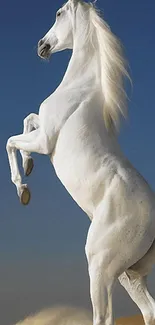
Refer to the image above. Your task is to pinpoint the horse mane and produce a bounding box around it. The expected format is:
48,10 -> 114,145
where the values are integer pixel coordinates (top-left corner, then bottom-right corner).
88,4 -> 130,133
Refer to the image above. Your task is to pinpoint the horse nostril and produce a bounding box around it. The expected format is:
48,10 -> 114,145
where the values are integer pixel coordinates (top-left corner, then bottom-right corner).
45,43 -> 51,51
38,39 -> 44,47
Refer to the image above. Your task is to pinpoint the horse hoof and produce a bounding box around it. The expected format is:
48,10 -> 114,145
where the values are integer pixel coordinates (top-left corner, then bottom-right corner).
20,185 -> 31,205
24,157 -> 34,176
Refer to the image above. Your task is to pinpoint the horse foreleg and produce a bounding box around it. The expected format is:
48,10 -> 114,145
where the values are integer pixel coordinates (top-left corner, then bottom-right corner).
20,113 -> 40,176
6,129 -> 50,205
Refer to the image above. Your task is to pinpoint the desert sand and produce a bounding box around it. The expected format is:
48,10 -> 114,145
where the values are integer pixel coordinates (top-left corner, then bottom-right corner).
116,315 -> 144,325
15,306 -> 144,325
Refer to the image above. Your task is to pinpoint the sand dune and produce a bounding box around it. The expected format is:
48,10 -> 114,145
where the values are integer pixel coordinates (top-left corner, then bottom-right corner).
15,306 -> 92,325
14,306 -> 144,325
116,315 -> 144,325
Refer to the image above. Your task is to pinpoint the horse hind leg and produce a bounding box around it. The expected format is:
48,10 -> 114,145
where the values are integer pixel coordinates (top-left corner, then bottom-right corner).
85,227 -> 130,325
85,250 -> 115,325
119,271 -> 155,325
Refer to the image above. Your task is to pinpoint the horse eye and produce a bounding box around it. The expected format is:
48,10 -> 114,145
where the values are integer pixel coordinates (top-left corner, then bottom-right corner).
57,12 -> 61,17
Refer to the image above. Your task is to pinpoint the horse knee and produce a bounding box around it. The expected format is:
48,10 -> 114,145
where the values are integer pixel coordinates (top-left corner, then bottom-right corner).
23,113 -> 34,127
23,115 -> 30,128
6,138 -> 14,153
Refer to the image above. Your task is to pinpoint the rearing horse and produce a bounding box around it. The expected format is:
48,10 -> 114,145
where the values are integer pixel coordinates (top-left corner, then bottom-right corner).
6,1 -> 155,324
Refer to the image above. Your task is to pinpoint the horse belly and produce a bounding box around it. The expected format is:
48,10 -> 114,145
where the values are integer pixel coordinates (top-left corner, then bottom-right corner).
52,154 -> 98,217
51,132 -> 112,217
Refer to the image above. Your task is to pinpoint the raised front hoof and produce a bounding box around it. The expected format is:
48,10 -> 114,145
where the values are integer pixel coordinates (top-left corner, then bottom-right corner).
24,157 -> 34,177
19,185 -> 31,205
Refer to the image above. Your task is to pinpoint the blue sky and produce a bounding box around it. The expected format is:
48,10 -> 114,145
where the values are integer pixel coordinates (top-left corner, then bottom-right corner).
0,0 -> 155,324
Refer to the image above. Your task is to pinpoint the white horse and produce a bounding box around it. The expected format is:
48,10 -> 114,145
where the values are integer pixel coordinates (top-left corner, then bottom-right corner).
6,0 -> 155,324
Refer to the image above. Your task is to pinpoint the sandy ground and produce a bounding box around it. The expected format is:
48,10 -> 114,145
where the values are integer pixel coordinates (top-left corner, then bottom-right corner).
116,315 -> 144,325
14,306 -> 145,325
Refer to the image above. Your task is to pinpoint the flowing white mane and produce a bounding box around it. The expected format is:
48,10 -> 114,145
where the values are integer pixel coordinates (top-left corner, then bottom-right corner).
88,4 -> 130,133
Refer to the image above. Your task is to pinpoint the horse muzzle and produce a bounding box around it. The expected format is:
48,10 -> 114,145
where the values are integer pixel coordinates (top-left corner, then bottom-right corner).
38,40 -> 51,59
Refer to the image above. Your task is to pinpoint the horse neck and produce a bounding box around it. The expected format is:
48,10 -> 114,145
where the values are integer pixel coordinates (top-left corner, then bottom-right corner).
59,15 -> 123,155
60,21 -> 101,89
